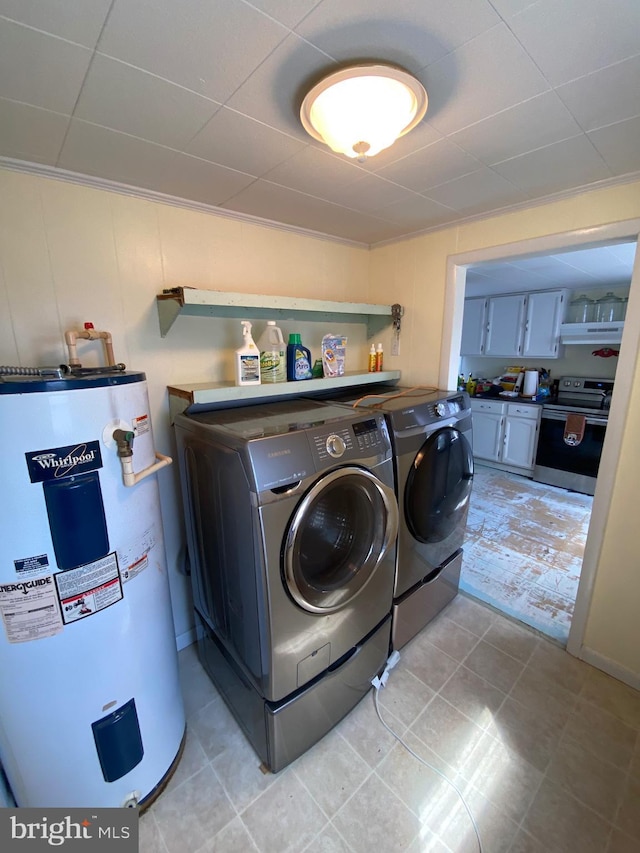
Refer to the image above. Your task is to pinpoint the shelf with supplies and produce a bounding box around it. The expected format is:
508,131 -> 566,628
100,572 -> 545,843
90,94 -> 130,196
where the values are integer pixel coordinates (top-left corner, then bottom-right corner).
156,286 -> 403,338
167,370 -> 402,421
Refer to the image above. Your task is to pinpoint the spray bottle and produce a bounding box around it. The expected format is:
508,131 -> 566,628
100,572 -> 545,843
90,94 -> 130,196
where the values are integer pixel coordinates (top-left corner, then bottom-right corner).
235,320 -> 261,386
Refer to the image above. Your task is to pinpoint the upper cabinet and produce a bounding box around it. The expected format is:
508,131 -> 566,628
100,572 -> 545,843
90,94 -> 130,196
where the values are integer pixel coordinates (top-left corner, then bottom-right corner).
461,289 -> 569,359
522,290 -> 568,357
460,297 -> 488,355
485,294 -> 528,357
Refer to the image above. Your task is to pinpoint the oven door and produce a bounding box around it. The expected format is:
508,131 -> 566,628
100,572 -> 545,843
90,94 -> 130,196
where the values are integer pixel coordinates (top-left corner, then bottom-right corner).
533,410 -> 607,495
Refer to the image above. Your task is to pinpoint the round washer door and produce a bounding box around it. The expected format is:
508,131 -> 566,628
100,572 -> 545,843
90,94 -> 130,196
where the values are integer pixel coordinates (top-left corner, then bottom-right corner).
283,466 -> 399,613
405,426 -> 473,544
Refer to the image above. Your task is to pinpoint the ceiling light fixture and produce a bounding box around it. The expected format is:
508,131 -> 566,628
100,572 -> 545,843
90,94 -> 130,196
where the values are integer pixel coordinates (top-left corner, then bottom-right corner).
300,63 -> 428,163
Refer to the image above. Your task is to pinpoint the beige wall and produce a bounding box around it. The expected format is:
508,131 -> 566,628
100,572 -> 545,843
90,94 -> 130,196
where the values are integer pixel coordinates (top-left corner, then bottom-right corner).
370,179 -> 640,682
0,169 -> 370,645
2,166 -> 639,681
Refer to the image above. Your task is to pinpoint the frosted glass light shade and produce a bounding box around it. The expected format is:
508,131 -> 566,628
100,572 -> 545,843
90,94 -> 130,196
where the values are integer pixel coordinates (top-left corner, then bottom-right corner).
300,65 -> 428,160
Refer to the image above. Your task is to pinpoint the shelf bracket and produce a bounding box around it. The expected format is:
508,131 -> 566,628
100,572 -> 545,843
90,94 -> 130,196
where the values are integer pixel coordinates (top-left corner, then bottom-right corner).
391,303 -> 403,356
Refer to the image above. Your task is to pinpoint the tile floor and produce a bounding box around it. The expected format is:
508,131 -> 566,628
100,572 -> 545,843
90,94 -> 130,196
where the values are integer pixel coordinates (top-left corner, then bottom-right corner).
140,594 -> 640,853
461,465 -> 594,644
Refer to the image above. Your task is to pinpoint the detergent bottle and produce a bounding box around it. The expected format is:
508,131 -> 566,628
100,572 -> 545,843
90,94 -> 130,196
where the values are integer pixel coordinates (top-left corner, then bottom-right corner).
234,320 -> 261,386
257,321 -> 286,383
286,333 -> 312,381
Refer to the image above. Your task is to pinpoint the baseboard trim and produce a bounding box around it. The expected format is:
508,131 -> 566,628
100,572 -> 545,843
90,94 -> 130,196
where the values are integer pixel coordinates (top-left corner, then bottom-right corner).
176,627 -> 196,652
578,646 -> 640,691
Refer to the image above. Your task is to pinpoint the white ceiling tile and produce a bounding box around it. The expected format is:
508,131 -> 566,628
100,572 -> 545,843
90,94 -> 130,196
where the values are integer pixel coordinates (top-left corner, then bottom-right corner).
492,136 -> 611,195
262,144 -> 363,196
0,0 -> 112,47
58,120 -> 180,186
607,243 -> 637,265
551,246 -> 633,277
336,176 -> 417,213
556,56 -> 640,133
153,152 -> 257,205
186,107 -> 307,174
221,179 -> 391,242
226,33 -> 336,139
296,0 -> 500,69
423,168 -> 527,213
247,1 -> 323,28
0,19 -> 92,114
450,92 -> 582,165
75,55 -> 221,150
467,242 -> 637,294
422,24 -> 549,135
378,139 -> 480,192
58,119 -> 257,205
508,0 -> 640,86
486,0 -> 538,16
364,121 -> 443,172
375,193 -> 456,229
0,98 -> 69,164
588,117 -> 640,177
98,0 -> 289,103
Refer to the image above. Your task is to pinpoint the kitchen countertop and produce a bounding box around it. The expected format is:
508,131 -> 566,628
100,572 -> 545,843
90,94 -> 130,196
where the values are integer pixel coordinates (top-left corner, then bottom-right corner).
471,393 -> 548,405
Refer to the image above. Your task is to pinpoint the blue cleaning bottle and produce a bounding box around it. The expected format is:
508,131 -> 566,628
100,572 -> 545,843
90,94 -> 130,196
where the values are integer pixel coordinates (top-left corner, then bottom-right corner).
286,333 -> 312,381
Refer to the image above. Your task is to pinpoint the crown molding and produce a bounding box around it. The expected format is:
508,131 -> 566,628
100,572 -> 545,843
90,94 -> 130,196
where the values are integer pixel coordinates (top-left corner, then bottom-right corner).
0,157 -> 368,249
2,156 -> 639,251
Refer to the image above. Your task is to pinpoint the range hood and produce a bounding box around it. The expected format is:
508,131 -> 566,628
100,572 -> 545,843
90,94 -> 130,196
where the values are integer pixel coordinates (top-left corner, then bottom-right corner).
560,322 -> 624,345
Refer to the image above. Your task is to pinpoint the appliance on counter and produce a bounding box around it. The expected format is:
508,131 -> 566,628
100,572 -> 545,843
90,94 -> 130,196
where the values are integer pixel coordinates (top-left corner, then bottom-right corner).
533,376 -> 614,495
0,367 -> 185,807
317,385 -> 474,650
173,398 -> 399,773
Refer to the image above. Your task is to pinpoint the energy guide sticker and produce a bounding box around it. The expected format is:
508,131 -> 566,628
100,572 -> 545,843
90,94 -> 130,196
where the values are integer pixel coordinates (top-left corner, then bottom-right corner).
0,575 -> 63,643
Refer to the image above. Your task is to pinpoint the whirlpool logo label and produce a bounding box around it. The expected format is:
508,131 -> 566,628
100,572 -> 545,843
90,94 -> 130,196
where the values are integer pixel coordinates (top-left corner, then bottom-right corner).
1,809 -> 138,851
25,441 -> 103,483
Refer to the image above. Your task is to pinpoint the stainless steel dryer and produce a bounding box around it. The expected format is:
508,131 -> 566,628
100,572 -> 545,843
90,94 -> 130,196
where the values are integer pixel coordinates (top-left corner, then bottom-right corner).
319,385 -> 474,650
174,398 -> 398,772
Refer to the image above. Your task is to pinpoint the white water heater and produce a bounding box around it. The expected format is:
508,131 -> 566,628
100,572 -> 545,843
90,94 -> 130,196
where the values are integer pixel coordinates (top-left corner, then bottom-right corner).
0,368 -> 185,808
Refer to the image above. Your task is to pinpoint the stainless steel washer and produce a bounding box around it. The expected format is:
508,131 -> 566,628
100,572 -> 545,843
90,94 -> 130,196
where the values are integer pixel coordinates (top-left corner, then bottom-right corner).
174,398 -> 398,772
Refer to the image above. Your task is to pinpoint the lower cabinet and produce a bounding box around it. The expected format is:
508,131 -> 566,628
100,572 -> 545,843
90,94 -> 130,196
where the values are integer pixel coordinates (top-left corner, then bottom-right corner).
470,399 -> 541,474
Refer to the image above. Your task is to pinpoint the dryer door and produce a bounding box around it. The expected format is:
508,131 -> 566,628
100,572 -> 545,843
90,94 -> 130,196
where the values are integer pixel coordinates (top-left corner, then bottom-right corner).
283,467 -> 398,614
405,426 -> 474,545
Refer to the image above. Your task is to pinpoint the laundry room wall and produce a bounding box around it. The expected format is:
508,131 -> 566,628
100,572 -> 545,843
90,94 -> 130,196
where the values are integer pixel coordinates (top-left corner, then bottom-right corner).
0,168 -> 371,648
2,165 -> 640,685
369,178 -> 640,685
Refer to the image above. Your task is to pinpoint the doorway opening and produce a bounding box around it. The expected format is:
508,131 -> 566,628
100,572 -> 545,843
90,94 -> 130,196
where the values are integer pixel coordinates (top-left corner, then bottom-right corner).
441,228 -> 639,653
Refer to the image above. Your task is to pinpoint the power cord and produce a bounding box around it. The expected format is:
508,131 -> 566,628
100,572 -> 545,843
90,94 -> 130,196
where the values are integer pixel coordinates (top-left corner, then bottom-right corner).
371,652 -> 484,853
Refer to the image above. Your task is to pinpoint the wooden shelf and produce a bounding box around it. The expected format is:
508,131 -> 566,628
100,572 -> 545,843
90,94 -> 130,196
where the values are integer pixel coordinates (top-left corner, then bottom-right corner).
156,287 -> 401,337
168,370 -> 401,421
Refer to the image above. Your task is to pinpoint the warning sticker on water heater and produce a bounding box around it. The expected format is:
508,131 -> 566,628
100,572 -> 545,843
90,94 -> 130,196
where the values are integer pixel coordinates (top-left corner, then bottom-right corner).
55,552 -> 123,624
0,575 -> 63,643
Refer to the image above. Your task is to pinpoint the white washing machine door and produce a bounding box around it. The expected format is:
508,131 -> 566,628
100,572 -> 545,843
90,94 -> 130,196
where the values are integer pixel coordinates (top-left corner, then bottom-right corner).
283,466 -> 398,614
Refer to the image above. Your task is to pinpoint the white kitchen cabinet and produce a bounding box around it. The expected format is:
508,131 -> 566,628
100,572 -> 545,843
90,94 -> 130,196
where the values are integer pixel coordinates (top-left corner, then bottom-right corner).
522,290 -> 568,357
484,295 -> 527,357
460,297 -> 488,355
471,399 -> 541,474
502,404 -> 541,469
461,289 -> 568,360
470,399 -> 505,461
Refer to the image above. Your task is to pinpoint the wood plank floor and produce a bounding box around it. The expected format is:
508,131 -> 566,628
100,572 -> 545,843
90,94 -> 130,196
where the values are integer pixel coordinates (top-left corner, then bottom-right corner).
461,464 -> 593,645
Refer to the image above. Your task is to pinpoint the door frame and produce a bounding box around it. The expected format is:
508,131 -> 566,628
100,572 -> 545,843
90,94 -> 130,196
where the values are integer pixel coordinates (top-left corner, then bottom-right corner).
439,218 -> 640,659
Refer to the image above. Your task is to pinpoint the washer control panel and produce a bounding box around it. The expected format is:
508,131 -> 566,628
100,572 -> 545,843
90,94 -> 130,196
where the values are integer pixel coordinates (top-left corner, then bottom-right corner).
326,434 -> 346,458
312,417 -> 386,462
